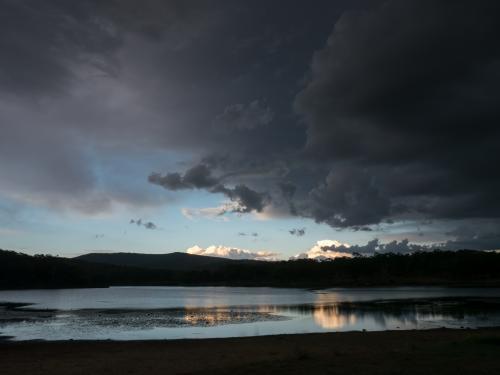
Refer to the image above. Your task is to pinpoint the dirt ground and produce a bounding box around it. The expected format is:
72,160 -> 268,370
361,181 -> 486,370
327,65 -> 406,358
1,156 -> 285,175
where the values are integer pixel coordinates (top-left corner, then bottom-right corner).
1,328 -> 500,374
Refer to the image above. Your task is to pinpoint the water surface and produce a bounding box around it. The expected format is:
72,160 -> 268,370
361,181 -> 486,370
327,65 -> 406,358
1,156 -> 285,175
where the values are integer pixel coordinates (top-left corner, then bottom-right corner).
1,286 -> 500,341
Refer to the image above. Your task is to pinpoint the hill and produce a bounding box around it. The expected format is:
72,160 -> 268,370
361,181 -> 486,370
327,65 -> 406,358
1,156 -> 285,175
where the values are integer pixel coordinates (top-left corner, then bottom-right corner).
75,252 -> 239,271
0,249 -> 175,289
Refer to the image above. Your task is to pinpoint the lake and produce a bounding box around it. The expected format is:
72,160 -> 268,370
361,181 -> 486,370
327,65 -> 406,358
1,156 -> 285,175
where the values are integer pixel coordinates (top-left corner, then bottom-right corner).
1,286 -> 500,341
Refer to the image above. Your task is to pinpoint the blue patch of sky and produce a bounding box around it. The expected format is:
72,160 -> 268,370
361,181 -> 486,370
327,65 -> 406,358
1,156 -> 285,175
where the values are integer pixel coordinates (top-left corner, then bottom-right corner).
0,147 -> 383,258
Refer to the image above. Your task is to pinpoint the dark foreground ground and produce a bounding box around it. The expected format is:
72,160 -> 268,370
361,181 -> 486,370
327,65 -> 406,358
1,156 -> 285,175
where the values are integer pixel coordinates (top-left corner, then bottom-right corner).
2,328 -> 500,374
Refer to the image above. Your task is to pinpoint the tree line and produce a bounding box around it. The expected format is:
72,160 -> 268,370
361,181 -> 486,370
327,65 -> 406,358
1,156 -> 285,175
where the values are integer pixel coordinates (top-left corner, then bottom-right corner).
1,249 -> 500,289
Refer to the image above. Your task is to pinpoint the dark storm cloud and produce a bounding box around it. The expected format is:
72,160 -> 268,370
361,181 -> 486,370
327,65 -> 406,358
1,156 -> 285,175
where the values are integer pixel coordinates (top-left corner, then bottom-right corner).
296,0 -> 500,162
0,0 -> 221,97
0,0 -> 121,96
213,100 -> 274,132
149,164 -> 269,213
147,173 -> 186,191
444,234 -> 500,252
147,0 -> 500,246
278,181 -> 297,201
148,164 -> 218,190
305,166 -> 390,228
212,184 -> 268,213
443,221 -> 500,251
0,0 -> 209,213
292,0 -> 500,229
0,0 -> 113,210
1,0 -> 348,215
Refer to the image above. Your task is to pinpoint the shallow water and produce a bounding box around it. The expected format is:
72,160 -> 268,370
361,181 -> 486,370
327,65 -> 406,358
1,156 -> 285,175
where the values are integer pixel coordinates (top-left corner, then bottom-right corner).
1,286 -> 500,341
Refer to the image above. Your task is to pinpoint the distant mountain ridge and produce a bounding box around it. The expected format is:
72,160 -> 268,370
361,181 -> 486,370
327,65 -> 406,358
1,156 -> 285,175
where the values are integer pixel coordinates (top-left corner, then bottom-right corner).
75,251 -> 253,271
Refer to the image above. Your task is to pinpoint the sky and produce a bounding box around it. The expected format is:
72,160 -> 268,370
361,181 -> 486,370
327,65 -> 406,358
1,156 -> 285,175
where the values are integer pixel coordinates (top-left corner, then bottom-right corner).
1,0 -> 499,259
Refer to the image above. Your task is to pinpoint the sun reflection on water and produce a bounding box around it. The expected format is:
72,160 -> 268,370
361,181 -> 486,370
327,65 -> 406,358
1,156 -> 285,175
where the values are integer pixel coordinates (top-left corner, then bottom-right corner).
313,305 -> 357,329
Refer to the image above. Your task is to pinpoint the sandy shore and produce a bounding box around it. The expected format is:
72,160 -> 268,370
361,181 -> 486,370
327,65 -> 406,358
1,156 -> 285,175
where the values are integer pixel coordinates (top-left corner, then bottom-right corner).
1,328 -> 500,374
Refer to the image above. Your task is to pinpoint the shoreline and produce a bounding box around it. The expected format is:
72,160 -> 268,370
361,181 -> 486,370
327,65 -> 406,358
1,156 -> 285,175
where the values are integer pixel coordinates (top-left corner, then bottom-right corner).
2,328 -> 500,374
2,281 -> 500,292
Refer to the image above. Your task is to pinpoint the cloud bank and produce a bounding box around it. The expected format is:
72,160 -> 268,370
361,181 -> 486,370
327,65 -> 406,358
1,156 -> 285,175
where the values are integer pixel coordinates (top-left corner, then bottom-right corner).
292,240 -> 353,260
293,235 -> 500,261
186,245 -> 279,261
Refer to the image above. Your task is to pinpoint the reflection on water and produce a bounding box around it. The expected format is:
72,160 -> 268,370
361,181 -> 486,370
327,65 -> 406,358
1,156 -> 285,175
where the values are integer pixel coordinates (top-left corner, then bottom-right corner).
1,287 -> 500,341
313,305 -> 357,329
287,297 -> 500,330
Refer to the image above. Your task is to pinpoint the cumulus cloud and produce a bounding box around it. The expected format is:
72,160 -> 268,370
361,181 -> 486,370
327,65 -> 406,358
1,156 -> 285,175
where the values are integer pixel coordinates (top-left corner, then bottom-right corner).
187,245 -> 279,261
301,238 -> 437,258
291,240 -> 353,260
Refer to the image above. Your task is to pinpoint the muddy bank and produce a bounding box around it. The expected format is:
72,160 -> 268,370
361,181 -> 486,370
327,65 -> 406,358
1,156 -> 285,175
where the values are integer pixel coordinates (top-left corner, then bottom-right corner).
1,328 -> 500,374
